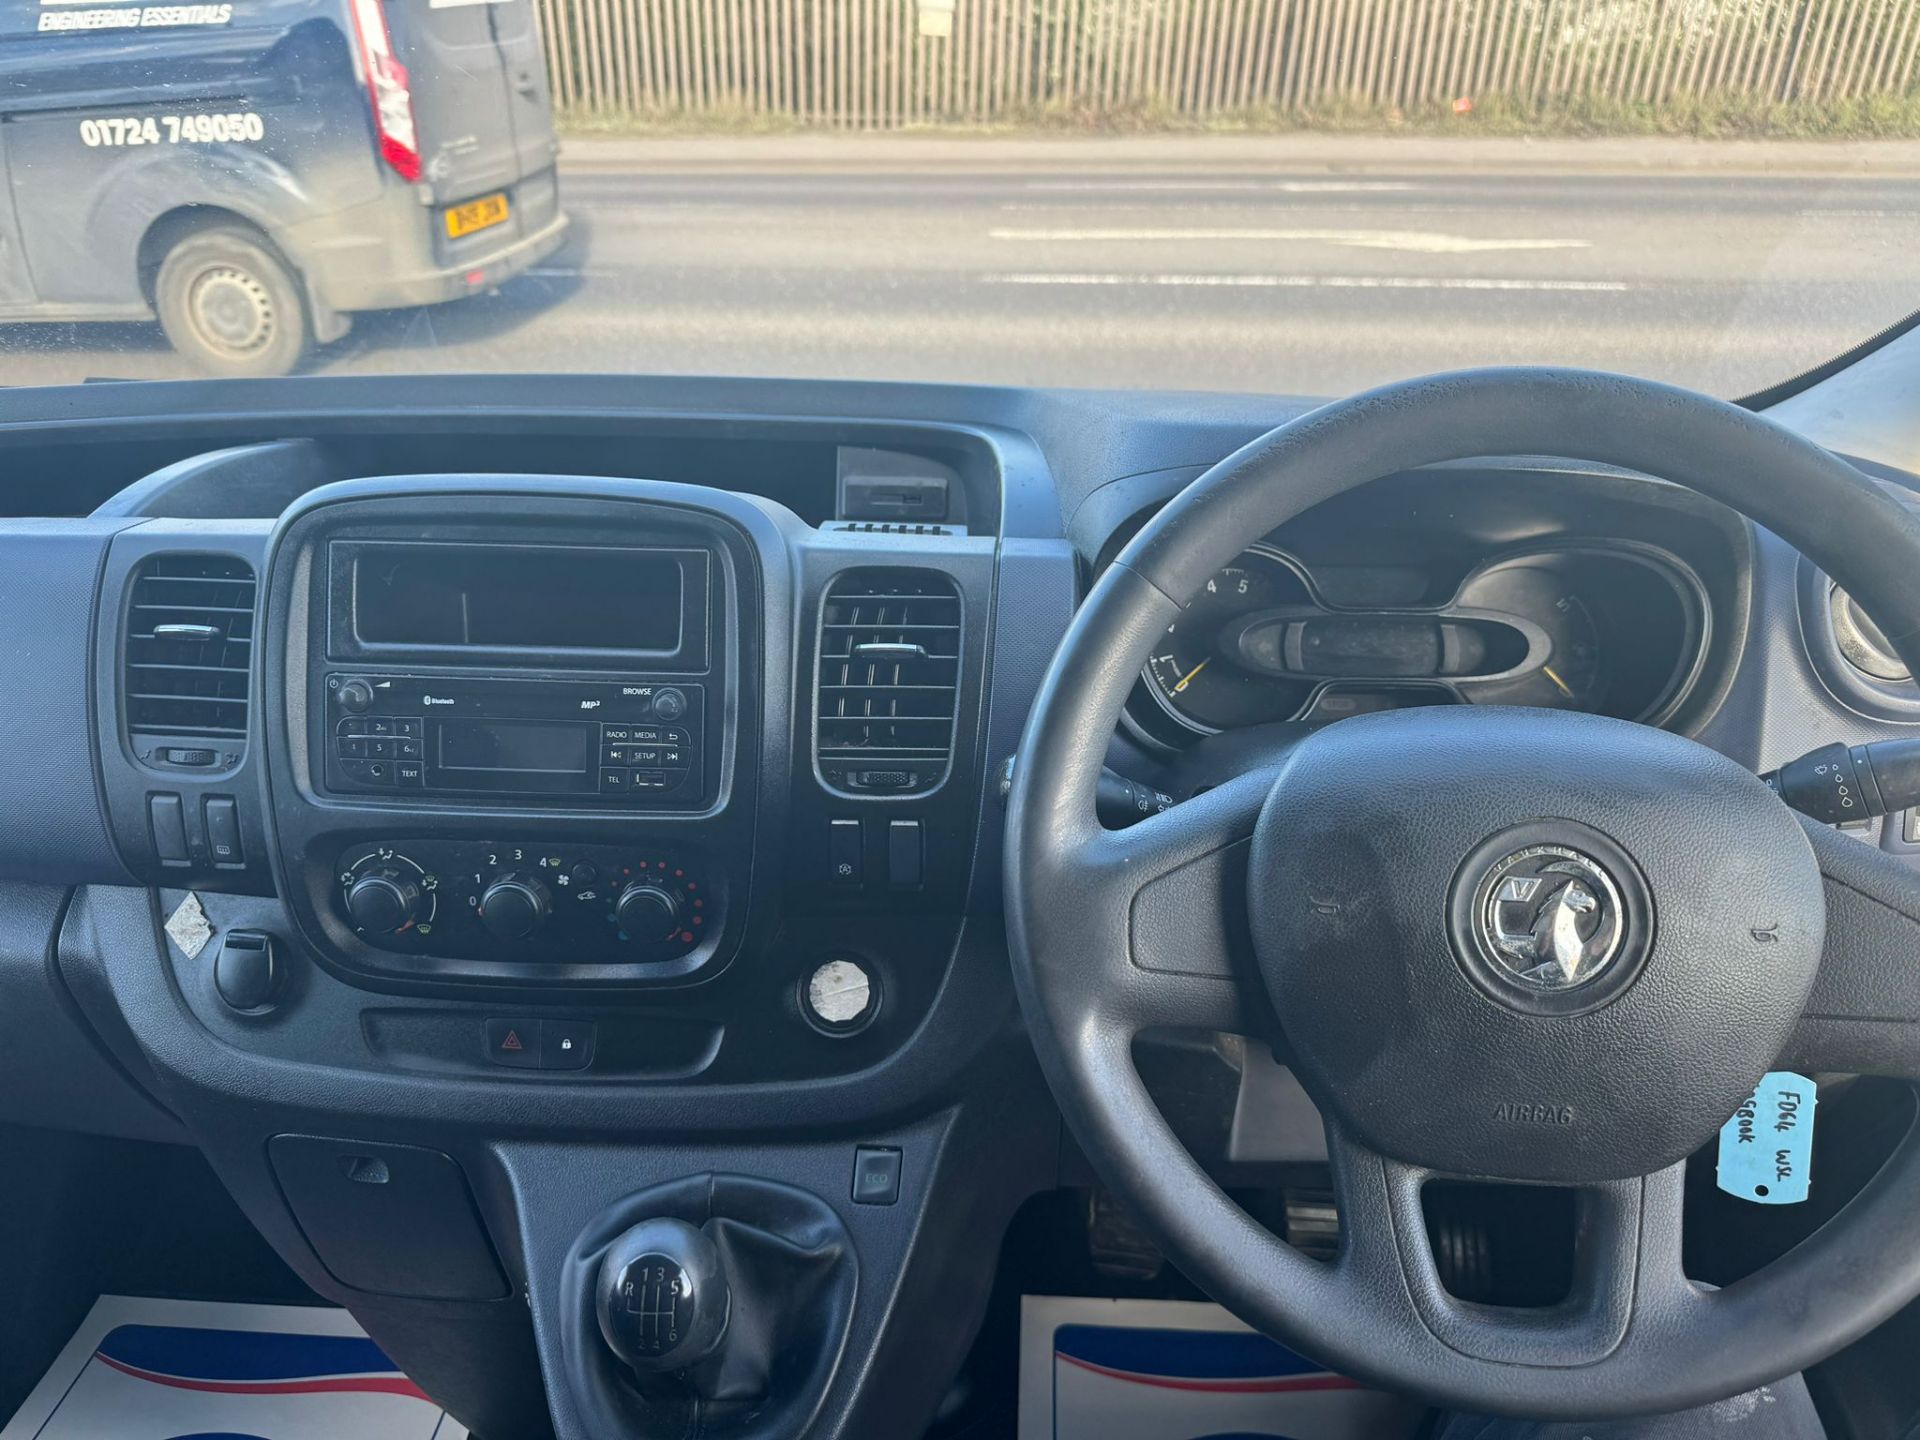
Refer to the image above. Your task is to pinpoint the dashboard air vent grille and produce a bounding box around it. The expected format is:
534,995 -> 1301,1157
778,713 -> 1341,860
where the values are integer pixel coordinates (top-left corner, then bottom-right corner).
816,569 -> 961,774
823,521 -> 962,536
124,554 -> 256,740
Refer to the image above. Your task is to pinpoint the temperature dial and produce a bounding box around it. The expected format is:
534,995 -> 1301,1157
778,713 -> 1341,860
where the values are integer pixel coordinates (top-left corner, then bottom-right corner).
615,882 -> 684,940
478,874 -> 553,940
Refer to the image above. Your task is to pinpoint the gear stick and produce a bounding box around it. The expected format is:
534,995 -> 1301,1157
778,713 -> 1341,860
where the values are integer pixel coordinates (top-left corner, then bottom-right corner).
593,1217 -> 732,1377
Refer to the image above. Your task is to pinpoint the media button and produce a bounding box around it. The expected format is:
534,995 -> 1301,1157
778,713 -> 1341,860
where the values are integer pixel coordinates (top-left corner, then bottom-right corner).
632,727 -> 665,745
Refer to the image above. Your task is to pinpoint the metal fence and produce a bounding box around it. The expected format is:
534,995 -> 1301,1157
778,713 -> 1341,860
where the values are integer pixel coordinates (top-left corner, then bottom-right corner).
532,0 -> 1920,125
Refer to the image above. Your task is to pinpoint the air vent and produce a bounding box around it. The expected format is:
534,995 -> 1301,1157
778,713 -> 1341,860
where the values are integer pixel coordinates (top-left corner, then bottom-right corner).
123,554 -> 256,743
823,521 -> 964,537
816,568 -> 961,790
1831,584 -> 1911,683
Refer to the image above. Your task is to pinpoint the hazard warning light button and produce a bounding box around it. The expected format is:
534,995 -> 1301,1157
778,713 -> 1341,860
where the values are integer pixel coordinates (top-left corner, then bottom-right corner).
485,1018 -> 542,1069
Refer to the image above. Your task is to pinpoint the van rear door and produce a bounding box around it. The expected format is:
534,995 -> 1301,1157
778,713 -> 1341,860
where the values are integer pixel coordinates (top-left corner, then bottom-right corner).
383,0 -> 554,203
487,0 -> 560,181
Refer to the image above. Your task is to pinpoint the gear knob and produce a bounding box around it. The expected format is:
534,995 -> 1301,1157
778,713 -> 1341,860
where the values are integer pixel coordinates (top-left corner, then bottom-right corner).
594,1218 -> 731,1375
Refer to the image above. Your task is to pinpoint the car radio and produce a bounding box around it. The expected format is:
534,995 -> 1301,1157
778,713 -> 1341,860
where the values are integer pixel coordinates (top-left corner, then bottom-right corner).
321,673 -> 705,805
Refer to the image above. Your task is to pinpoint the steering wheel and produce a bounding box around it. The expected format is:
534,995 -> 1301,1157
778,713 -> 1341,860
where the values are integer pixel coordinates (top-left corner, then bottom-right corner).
1004,369 -> 1920,1417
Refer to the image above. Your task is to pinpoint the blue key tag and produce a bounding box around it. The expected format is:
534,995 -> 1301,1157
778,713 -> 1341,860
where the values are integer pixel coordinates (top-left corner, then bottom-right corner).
1717,1071 -> 1816,1205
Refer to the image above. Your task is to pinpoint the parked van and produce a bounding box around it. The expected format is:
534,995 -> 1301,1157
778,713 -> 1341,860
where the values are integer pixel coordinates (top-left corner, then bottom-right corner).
0,0 -> 570,376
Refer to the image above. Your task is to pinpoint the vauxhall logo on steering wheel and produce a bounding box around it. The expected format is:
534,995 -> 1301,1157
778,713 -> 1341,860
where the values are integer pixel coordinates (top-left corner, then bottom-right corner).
1475,844 -> 1627,991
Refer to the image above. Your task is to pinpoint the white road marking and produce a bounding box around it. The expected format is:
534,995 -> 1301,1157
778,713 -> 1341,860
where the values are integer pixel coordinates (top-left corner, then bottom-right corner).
1021,180 -> 1420,193
985,272 -> 1631,292
999,202 -> 1485,214
990,226 -> 1590,253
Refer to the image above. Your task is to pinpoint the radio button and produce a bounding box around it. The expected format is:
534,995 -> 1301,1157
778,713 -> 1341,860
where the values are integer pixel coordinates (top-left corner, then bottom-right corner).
602,726 -> 634,743
601,768 -> 629,792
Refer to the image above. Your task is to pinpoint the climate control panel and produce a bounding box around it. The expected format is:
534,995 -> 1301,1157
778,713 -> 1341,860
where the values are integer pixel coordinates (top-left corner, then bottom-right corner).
335,839 -> 719,964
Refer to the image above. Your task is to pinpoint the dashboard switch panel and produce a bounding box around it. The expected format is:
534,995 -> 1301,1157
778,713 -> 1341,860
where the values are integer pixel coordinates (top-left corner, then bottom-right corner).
336,840 -> 720,965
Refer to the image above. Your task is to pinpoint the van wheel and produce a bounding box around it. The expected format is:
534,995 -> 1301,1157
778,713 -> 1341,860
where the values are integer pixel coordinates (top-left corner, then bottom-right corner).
155,227 -> 311,378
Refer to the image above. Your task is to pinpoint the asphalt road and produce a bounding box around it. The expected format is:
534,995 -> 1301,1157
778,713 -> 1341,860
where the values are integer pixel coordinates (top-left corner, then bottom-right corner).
2,161 -> 1916,399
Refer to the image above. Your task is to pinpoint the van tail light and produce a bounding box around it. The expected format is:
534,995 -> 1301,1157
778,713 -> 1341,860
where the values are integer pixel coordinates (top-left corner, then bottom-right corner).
347,0 -> 423,183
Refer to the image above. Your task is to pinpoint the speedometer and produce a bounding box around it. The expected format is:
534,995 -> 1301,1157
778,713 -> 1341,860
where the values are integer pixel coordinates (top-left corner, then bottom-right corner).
1142,549 -> 1312,732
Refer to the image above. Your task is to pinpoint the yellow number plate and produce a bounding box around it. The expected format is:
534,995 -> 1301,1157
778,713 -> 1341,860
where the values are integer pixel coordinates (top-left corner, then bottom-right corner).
445,192 -> 509,239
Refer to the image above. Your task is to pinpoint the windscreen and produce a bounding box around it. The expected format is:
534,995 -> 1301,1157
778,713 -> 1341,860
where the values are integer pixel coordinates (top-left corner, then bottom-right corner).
0,0 -> 1911,399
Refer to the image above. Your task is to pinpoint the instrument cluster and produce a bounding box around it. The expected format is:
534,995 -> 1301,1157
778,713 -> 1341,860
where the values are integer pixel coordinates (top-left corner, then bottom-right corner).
1131,539 -> 1709,743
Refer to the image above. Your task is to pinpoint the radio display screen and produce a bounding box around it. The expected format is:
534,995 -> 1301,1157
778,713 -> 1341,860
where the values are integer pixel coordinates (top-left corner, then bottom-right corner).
351,543 -> 687,653
438,719 -> 593,776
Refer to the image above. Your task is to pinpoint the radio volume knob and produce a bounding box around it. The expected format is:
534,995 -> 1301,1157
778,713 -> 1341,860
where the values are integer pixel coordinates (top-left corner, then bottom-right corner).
615,883 -> 683,940
478,874 -> 552,940
338,678 -> 375,714
651,688 -> 687,722
346,868 -> 421,934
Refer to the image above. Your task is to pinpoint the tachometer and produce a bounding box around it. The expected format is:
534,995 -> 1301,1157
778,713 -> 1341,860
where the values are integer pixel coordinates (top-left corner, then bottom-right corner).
1142,549 -> 1312,732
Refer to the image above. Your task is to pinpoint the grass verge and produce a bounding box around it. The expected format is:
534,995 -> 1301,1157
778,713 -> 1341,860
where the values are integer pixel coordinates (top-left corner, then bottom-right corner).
557,91 -> 1920,140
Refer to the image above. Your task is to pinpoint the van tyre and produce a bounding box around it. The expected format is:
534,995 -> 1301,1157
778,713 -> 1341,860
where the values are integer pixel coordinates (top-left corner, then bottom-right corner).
155,227 -> 311,378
